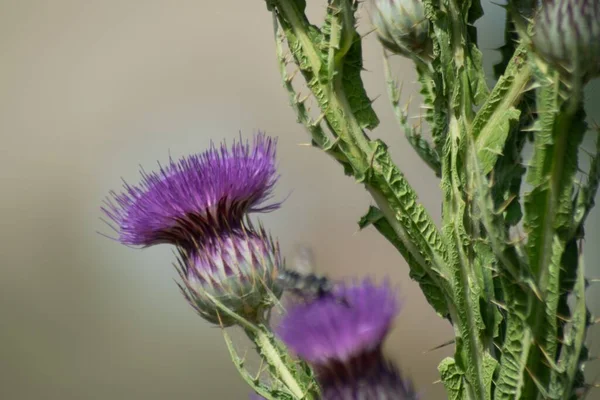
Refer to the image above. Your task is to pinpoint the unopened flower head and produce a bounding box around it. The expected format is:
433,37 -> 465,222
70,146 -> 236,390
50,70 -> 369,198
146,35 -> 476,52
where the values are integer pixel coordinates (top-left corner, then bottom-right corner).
370,0 -> 432,59
178,222 -> 283,326
277,278 -> 399,364
102,132 -> 279,248
533,0 -> 600,79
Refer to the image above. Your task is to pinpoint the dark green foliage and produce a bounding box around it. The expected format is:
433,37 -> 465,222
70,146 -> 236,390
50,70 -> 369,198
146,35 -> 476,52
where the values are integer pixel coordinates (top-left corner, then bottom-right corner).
257,0 -> 598,398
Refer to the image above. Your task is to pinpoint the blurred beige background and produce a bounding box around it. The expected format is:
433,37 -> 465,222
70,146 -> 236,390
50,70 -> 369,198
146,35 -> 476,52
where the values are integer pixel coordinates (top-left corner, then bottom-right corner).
0,1 -> 598,399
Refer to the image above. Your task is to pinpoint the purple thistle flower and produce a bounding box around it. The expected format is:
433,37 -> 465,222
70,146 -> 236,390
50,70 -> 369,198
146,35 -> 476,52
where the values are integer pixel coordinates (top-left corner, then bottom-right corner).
320,353 -> 418,400
177,222 -> 283,326
102,132 -> 279,248
277,278 -> 400,364
277,278 -> 417,399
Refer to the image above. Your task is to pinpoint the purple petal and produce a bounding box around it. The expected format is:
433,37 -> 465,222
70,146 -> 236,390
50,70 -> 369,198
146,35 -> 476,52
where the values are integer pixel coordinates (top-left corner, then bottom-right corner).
277,278 -> 400,364
102,132 -> 280,247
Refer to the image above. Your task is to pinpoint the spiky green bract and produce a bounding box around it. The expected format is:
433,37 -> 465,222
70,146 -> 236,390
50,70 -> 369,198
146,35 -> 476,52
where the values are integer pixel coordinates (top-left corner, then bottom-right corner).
532,0 -> 600,81
177,223 -> 283,326
370,0 -> 433,61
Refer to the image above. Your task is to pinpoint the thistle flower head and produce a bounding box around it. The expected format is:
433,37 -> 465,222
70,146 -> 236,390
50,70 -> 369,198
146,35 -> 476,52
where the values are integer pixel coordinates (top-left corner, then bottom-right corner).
370,0 -> 432,59
320,355 -> 418,400
532,0 -> 600,79
102,132 -> 279,248
277,278 -> 399,364
178,223 -> 283,326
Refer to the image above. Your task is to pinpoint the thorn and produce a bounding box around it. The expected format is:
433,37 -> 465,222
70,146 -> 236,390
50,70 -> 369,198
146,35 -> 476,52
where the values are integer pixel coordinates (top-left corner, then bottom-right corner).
423,338 -> 455,353
535,340 -> 560,371
524,366 -> 548,396
523,82 -> 542,92
241,348 -> 249,364
489,1 -> 508,9
495,194 -> 517,215
586,277 -> 600,286
253,357 -> 265,381
556,313 -> 571,322
493,341 -> 502,353
298,93 -> 311,104
313,112 -> 326,126
490,299 -> 508,311
360,27 -> 377,40
285,69 -> 299,83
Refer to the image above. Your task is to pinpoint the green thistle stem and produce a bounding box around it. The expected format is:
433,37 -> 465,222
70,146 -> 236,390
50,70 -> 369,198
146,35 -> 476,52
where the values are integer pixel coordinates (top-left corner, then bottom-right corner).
202,290 -> 310,399
249,328 -> 307,399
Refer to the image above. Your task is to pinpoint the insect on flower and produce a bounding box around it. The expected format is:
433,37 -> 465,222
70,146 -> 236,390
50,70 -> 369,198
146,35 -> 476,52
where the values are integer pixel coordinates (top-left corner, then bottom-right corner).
277,246 -> 349,306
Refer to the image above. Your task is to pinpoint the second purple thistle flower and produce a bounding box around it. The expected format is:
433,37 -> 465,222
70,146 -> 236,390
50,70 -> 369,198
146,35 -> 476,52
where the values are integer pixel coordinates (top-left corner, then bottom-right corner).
102,132 -> 284,326
277,279 -> 417,399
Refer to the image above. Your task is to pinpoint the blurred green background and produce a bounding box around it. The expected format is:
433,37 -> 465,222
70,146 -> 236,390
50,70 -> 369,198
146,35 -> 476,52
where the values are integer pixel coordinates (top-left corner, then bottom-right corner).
1,1 -> 598,399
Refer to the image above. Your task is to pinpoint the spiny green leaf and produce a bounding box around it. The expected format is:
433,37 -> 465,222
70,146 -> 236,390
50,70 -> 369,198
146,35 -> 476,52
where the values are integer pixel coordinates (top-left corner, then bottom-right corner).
321,0 -> 378,130
471,45 -> 530,175
467,125 -> 533,291
383,53 -> 442,176
473,240 -> 502,341
368,140 -> 451,282
340,32 -> 379,130
551,247 -> 588,400
273,17 -> 335,154
441,124 -> 491,400
521,74 -> 585,399
493,281 -> 532,400
439,357 -> 466,400
466,43 -> 490,106
358,206 -> 450,318
416,62 -> 448,153
482,353 -> 499,400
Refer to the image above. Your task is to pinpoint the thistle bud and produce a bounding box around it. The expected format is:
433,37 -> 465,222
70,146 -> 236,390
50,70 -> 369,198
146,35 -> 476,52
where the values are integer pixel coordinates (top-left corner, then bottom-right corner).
532,0 -> 600,80
370,0 -> 432,59
178,225 -> 283,326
